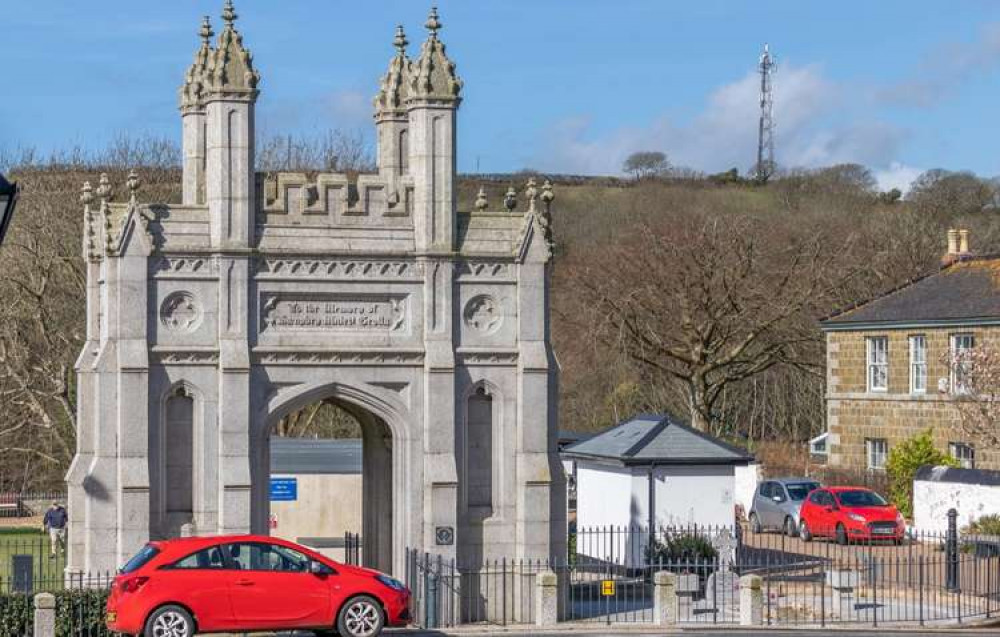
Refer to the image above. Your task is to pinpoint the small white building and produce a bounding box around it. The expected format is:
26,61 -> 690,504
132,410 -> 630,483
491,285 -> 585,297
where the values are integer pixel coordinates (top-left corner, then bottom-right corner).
913,465 -> 1000,534
563,414 -> 753,565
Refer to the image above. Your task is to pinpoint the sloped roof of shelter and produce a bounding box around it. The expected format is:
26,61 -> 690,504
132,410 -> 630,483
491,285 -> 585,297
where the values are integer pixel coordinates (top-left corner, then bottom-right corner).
561,414 -> 752,466
270,438 -> 362,475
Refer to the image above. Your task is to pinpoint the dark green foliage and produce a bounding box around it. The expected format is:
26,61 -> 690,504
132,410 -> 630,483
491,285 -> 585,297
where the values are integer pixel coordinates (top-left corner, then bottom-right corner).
965,514 -> 1000,536
886,430 -> 958,519
646,533 -> 718,564
0,588 -> 110,637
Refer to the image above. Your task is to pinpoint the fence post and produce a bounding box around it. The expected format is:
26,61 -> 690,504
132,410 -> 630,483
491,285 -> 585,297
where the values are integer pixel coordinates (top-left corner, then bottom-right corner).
653,571 -> 677,626
739,574 -> 763,626
535,570 -> 558,626
946,508 -> 959,592
33,592 -> 55,637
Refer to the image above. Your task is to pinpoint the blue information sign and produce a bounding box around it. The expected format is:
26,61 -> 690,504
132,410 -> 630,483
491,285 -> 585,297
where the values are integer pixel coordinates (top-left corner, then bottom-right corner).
270,477 -> 298,501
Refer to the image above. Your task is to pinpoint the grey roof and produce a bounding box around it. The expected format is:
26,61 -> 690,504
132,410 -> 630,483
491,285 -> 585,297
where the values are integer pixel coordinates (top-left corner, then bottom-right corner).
270,438 -> 362,475
561,414 -> 752,466
822,256 -> 1000,328
915,465 -> 1000,487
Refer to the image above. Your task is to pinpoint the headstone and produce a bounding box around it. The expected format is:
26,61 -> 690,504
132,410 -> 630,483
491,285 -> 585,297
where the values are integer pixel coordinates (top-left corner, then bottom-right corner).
706,529 -> 740,608
12,555 -> 33,593
676,573 -> 700,602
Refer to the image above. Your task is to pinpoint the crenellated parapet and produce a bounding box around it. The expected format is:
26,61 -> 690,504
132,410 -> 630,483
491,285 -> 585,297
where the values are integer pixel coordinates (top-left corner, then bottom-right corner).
257,172 -> 413,224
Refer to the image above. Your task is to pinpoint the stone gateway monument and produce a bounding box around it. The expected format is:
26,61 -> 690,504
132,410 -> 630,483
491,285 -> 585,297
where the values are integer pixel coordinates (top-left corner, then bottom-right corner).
68,2 -> 565,577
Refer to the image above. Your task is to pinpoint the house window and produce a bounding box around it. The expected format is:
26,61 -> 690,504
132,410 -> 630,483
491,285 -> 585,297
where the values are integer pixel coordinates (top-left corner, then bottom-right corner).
866,337 -> 889,392
950,333 -> 975,394
949,442 -> 975,469
909,335 -> 927,394
866,438 -> 888,471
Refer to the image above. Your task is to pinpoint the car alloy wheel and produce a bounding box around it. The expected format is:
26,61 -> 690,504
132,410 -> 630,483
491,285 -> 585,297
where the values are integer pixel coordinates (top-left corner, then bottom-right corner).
836,524 -> 848,546
784,517 -> 797,537
339,596 -> 383,637
147,606 -> 194,637
799,520 -> 811,542
749,513 -> 761,534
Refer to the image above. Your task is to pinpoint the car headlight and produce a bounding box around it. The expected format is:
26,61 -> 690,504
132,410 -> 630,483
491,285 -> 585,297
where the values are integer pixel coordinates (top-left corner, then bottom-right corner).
848,513 -> 866,523
376,574 -> 406,591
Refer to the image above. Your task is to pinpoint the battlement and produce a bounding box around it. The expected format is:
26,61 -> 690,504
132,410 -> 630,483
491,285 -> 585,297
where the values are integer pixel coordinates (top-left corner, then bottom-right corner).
257,172 -> 414,226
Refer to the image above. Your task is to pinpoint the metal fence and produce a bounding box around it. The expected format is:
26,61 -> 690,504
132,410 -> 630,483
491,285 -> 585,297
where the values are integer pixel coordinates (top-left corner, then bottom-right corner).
0,573 -> 115,637
407,522 -> 1000,628
0,493 -> 66,519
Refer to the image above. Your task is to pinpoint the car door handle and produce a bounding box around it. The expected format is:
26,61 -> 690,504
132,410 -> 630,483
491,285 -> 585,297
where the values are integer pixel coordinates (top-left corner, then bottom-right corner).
236,579 -> 254,586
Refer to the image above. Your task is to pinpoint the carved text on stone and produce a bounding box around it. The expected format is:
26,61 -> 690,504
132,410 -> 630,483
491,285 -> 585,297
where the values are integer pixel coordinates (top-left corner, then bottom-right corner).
261,295 -> 406,332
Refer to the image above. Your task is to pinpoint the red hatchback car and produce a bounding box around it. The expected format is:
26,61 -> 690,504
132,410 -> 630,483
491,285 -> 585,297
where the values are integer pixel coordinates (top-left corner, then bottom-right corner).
106,535 -> 410,637
799,487 -> 905,545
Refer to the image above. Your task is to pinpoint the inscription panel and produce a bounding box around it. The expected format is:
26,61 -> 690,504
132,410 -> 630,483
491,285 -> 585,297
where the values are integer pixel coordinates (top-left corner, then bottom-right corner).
261,295 -> 407,333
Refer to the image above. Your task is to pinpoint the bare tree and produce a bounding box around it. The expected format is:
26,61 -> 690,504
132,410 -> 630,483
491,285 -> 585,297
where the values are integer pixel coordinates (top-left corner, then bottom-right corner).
567,212 -> 856,435
947,344 -> 1000,447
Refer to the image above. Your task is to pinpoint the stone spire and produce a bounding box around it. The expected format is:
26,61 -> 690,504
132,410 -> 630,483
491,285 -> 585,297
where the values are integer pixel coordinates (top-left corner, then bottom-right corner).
408,7 -> 462,102
205,0 -> 261,99
374,25 -> 412,120
179,16 -> 215,112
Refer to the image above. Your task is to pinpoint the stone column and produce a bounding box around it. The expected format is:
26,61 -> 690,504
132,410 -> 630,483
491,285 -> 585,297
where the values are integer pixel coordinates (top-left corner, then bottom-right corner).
181,109 -> 207,205
535,570 -> 558,626
654,571 -> 678,626
739,574 -> 763,626
33,592 -> 55,637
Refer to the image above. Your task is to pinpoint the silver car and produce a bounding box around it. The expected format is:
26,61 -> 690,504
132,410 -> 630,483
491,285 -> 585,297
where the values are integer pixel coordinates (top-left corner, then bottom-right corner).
749,477 -> 822,536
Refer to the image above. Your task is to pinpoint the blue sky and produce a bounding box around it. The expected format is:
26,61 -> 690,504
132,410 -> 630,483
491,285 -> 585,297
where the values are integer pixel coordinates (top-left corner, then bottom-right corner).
5,1 -> 1000,190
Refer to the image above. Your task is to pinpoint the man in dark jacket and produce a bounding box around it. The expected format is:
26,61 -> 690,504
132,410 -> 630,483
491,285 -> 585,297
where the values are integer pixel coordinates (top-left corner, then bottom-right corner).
43,501 -> 68,558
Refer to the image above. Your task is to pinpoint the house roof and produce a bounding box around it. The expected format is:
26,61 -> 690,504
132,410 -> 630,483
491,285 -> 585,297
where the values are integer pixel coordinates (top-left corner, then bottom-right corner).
561,414 -> 753,466
270,438 -> 362,475
822,256 -> 1000,330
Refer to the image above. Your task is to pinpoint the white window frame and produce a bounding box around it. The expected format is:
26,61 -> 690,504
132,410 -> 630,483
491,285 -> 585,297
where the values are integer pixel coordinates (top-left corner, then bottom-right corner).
949,442 -> 975,469
866,438 -> 888,471
866,336 -> 889,392
909,335 -> 927,394
950,333 -> 975,394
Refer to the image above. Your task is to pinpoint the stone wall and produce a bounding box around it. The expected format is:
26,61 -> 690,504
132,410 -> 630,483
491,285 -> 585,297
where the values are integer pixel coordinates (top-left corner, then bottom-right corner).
826,326 -> 1000,472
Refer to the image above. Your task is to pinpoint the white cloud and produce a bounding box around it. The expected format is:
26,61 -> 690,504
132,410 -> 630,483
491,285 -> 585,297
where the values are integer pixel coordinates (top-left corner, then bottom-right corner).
533,64 -> 907,179
874,162 -> 924,194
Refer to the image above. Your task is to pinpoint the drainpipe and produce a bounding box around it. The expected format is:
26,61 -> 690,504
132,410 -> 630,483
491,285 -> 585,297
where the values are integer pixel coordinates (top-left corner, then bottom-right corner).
648,463 -> 657,562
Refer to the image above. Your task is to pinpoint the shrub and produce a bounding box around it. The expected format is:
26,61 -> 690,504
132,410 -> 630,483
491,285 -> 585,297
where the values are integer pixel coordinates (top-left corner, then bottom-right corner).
646,532 -> 718,564
965,514 -> 1000,536
0,588 -> 109,637
885,430 -> 958,519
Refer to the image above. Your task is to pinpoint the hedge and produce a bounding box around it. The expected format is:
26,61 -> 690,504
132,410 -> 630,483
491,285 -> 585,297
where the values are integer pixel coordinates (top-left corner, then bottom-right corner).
0,587 -> 110,637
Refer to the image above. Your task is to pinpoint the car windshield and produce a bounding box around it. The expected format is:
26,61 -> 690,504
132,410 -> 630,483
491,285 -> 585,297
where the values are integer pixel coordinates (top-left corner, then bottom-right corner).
837,490 -> 888,507
785,483 -> 820,501
120,544 -> 160,574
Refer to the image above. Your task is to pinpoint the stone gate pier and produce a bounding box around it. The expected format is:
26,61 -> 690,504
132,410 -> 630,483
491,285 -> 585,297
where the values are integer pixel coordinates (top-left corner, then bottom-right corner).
67,1 -> 565,577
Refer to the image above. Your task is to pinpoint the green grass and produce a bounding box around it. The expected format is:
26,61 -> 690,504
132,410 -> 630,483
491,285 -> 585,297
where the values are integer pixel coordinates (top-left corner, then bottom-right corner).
0,528 -> 67,587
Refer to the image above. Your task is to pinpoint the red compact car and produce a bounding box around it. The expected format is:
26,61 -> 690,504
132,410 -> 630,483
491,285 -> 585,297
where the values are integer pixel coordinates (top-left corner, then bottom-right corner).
798,487 -> 905,545
106,535 -> 410,637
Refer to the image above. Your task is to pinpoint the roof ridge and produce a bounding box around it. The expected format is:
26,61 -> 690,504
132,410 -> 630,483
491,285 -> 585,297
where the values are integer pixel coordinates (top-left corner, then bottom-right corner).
622,415 -> 671,457
665,419 -> 752,458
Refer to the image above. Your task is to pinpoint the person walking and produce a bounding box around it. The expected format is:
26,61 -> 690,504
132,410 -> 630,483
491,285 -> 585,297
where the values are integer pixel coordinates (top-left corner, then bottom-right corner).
43,501 -> 68,558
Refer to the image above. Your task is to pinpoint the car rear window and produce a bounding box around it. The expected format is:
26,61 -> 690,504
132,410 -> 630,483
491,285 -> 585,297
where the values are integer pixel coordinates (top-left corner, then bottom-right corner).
786,483 -> 820,501
120,544 -> 160,574
837,490 -> 888,507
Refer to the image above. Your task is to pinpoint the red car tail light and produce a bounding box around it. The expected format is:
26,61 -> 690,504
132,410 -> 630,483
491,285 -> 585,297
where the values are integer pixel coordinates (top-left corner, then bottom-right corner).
119,576 -> 149,593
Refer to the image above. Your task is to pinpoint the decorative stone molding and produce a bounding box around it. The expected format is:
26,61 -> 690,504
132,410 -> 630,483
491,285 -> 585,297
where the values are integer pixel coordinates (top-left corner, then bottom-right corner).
457,350 -> 519,366
152,256 -> 216,278
463,295 -> 502,334
254,349 -> 424,366
455,261 -> 514,281
259,172 -> 410,220
255,258 -> 423,280
151,348 -> 220,366
160,292 -> 203,333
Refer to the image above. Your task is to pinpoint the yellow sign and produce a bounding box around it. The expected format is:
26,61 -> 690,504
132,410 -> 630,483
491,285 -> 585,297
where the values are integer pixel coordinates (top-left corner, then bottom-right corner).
601,579 -> 615,596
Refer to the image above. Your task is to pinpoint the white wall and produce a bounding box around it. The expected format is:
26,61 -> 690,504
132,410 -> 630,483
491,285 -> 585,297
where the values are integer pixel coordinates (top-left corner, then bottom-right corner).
270,474 -> 362,543
913,475 -> 1000,534
734,462 -> 760,518
653,465 -> 736,528
575,462 -> 638,564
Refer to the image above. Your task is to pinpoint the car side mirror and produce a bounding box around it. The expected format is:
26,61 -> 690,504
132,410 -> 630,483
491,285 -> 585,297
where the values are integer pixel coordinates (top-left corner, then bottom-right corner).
309,560 -> 332,575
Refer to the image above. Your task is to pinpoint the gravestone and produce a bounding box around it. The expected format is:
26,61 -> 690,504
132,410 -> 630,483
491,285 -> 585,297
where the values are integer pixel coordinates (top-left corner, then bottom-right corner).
706,529 -> 740,608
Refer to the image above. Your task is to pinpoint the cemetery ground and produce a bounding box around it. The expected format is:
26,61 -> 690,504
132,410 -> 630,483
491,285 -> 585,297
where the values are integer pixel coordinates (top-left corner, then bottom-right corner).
0,526 -> 66,584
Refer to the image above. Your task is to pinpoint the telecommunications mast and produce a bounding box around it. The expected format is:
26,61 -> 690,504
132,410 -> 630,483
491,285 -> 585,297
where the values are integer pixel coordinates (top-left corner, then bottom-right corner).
756,43 -> 776,183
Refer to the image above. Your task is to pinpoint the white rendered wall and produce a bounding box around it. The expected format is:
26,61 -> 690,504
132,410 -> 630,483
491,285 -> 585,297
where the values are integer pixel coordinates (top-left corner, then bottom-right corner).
652,465 -> 736,528
734,462 -> 761,517
913,476 -> 1000,534
575,462 -> 635,563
